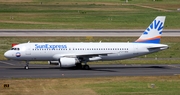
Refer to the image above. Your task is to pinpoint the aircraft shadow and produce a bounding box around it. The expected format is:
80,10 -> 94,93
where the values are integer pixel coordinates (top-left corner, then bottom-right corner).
6,65 -> 169,73
92,66 -> 168,69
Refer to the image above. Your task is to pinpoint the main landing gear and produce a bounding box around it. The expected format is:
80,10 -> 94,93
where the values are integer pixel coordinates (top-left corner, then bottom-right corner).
76,61 -> 90,70
23,60 -> 90,70
82,65 -> 90,70
24,61 -> 29,70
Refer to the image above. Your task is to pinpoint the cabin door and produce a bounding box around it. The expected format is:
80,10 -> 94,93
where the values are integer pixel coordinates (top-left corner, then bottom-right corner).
26,46 -> 31,55
133,45 -> 138,55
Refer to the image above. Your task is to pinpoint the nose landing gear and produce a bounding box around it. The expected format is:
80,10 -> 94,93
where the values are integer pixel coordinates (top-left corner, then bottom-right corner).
24,61 -> 29,70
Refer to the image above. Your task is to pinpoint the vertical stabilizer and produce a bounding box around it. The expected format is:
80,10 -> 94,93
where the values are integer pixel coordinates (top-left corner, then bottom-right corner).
135,16 -> 166,43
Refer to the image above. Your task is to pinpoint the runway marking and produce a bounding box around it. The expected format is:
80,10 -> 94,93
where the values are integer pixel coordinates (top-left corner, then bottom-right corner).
0,61 -> 15,66
168,65 -> 180,68
174,74 -> 180,76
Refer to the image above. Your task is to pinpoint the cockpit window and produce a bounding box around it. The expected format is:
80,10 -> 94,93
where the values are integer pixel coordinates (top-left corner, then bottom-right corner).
11,48 -> 20,50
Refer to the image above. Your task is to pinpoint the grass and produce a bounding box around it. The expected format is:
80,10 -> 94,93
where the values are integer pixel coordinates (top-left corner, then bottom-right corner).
1,36 -> 180,64
0,76 -> 180,95
0,0 -> 179,29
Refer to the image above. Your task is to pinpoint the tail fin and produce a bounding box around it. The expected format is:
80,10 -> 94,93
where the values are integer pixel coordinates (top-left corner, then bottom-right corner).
135,16 -> 166,43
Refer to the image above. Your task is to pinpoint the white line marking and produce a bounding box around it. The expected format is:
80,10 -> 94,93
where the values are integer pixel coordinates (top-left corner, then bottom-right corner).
174,74 -> 180,76
0,61 -> 14,66
168,65 -> 180,68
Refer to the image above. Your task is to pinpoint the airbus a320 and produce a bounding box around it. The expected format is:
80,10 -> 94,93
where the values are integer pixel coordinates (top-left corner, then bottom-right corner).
4,16 -> 168,70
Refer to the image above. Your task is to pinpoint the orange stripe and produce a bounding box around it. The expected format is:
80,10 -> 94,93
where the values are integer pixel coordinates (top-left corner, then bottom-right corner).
136,36 -> 161,42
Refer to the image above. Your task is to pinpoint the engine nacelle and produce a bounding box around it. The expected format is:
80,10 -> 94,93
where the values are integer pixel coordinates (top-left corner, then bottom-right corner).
48,61 -> 59,65
59,57 -> 79,67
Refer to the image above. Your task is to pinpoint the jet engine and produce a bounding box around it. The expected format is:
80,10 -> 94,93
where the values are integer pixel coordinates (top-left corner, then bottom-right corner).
59,57 -> 79,67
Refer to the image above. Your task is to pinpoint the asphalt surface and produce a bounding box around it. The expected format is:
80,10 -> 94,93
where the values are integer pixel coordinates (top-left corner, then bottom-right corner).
0,60 -> 180,79
0,29 -> 179,36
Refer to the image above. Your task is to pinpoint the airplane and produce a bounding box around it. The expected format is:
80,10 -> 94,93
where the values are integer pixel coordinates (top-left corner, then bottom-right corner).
4,16 -> 168,70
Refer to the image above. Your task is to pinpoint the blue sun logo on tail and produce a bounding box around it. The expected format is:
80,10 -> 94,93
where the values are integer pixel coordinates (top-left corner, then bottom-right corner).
143,20 -> 164,35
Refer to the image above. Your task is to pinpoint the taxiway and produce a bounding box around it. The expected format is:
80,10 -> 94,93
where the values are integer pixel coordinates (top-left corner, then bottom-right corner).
0,60 -> 180,78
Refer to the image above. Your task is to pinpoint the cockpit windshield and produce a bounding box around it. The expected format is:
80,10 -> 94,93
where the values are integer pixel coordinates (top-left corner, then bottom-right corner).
11,48 -> 20,50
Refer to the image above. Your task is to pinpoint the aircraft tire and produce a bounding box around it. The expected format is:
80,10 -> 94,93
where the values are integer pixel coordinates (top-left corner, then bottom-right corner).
76,63 -> 82,69
24,66 -> 29,70
83,65 -> 90,70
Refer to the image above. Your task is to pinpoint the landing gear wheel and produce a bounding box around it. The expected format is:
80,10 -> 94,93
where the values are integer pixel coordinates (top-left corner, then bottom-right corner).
24,66 -> 29,70
76,63 -> 82,69
25,61 -> 29,70
83,65 -> 90,70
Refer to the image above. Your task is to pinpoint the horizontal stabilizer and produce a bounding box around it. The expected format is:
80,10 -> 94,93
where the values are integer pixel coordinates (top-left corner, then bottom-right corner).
147,44 -> 168,50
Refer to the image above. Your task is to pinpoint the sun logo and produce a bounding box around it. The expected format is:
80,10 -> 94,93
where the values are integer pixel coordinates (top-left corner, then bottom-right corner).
143,20 -> 164,35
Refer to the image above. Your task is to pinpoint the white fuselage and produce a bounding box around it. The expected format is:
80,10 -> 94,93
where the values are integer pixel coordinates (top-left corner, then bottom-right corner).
3,16 -> 168,69
4,42 -> 168,62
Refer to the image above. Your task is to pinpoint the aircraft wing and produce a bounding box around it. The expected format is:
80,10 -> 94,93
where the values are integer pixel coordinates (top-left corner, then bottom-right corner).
61,52 -> 113,57
53,52 -> 114,60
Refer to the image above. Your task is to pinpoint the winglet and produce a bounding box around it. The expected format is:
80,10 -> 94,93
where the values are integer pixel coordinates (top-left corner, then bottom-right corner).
135,16 -> 166,43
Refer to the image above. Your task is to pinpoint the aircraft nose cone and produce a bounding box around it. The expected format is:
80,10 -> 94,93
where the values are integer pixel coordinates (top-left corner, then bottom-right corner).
4,51 -> 10,58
